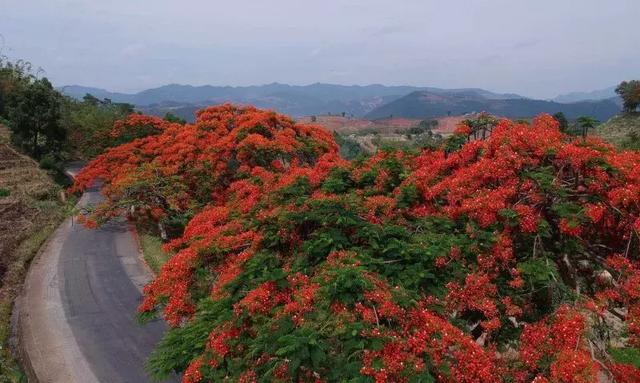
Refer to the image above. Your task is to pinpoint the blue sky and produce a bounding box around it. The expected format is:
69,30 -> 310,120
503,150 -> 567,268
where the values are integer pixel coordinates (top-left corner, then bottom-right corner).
1,0 -> 638,98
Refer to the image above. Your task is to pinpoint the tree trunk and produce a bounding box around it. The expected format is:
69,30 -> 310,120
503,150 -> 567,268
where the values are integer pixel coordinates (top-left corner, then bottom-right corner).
158,222 -> 168,241
32,131 -> 38,158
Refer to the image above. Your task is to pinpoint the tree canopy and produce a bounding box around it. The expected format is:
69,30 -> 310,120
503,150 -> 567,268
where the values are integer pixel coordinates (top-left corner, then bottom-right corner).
616,80 -> 640,113
73,106 -> 640,382
7,77 -> 65,159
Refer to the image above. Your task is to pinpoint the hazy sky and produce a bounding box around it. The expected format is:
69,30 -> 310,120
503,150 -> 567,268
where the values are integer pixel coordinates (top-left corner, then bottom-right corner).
1,0 -> 638,98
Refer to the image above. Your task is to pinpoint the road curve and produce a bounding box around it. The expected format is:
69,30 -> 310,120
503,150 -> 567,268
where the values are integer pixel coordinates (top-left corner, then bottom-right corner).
19,179 -> 178,382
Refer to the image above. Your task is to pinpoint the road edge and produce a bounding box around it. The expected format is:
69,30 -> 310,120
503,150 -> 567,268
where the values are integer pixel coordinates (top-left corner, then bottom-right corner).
14,166 -> 99,383
14,209 -> 99,383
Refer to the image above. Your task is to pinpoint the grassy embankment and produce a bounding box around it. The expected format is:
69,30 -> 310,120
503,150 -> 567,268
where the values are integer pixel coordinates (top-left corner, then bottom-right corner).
0,125 -> 71,382
138,231 -> 171,274
596,112 -> 640,149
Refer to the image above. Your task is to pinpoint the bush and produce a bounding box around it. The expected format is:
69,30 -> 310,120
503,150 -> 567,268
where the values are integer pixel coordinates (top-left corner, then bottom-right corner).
38,155 -> 57,170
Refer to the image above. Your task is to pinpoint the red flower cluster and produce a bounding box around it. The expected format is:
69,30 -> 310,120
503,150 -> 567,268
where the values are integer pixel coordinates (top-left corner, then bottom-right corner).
519,306 -> 597,382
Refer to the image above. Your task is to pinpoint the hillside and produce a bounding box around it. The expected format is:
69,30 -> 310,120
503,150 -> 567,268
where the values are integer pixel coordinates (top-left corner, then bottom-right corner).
366,90 -> 620,121
0,126 -> 65,380
596,112 -> 640,147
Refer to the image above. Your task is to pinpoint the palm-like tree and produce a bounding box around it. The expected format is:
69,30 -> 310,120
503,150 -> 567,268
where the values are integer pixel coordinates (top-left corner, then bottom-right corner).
576,116 -> 599,139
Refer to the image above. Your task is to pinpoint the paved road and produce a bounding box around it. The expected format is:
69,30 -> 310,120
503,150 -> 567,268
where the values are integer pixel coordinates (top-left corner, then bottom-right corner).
20,179 -> 179,382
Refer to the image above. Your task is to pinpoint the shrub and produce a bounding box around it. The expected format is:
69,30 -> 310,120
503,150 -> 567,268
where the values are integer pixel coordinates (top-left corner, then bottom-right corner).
38,155 -> 57,170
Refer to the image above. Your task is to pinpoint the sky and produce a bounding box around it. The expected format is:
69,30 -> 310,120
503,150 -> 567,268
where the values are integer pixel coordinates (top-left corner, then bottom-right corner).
1,0 -> 638,99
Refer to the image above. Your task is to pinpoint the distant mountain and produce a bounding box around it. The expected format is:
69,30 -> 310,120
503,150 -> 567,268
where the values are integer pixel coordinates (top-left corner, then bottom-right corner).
366,90 -> 620,121
59,83 -> 524,121
553,86 -> 617,103
58,85 -> 135,103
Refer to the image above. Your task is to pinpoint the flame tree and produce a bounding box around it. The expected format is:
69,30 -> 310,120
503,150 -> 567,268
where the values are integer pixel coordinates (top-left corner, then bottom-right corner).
74,105 -> 640,382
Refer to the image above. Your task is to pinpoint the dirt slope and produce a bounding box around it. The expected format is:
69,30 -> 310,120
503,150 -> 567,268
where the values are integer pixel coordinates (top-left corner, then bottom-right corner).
0,125 -> 65,381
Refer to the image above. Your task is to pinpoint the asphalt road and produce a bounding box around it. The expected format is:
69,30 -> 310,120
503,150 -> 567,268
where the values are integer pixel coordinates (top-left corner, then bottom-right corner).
58,185 -> 178,382
20,171 -> 179,383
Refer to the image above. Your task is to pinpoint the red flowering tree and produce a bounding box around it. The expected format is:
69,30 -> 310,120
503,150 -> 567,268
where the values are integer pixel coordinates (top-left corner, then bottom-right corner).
72,104 -> 338,236
74,107 -> 640,382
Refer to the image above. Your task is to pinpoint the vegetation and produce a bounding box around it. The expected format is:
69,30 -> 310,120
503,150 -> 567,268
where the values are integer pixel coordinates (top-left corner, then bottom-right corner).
576,116 -> 599,138
73,105 -> 640,382
5,76 -> 65,160
553,112 -> 569,133
616,80 -> 640,113
365,90 -> 619,121
62,94 -> 134,159
138,229 -> 171,274
333,132 -> 364,160
0,58 -> 136,166
0,125 -> 67,382
596,113 -> 640,149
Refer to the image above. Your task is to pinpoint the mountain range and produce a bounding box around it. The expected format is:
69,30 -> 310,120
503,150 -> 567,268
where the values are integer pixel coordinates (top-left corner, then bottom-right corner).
552,86 -> 617,103
366,90 -> 620,121
59,83 -> 622,122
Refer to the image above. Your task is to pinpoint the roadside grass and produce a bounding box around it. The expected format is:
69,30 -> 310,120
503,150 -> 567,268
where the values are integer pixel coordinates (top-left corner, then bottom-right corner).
138,231 -> 170,274
132,209 -> 173,275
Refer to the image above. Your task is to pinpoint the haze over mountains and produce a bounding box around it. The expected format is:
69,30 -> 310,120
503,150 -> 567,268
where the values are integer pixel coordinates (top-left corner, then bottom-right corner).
60,83 -> 622,122
552,86 -> 618,103
366,90 -> 620,121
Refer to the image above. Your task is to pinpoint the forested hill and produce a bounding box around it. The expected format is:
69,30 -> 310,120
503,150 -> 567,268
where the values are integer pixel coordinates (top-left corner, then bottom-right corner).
365,90 -> 620,121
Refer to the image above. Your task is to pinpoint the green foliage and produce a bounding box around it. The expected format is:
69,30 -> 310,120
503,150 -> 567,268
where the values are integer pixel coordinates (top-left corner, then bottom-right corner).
518,258 -> 558,286
524,166 -> 558,194
6,77 -> 65,159
443,134 -> 466,155
576,116 -> 599,138
1,58 -> 136,162
147,298 -> 232,379
321,262 -> 372,305
616,80 -> 640,113
0,59 -> 33,120
333,132 -> 364,160
321,167 -> 354,194
163,112 -> 186,124
275,176 -> 312,205
409,120 -> 437,135
38,155 -> 57,170
0,188 -> 9,198
609,347 -> 640,369
553,112 -> 569,132
397,183 -> 420,209
621,130 -> 640,151
551,201 -> 583,220
62,94 -> 133,159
